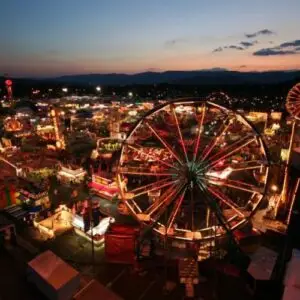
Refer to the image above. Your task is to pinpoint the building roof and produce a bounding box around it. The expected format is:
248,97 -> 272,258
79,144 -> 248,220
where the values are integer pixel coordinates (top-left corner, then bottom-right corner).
28,250 -> 79,290
247,246 -> 278,280
73,279 -> 123,300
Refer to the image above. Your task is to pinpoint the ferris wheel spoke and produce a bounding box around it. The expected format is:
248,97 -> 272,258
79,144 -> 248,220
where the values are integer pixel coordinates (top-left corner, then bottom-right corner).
205,176 -> 263,194
206,186 -> 245,217
208,136 -> 256,169
193,103 -> 206,161
130,178 -> 178,198
146,122 -> 183,165
127,144 -> 179,170
208,160 -> 265,173
170,105 -> 188,162
288,99 -> 300,104
196,182 -> 232,234
209,135 -> 254,161
207,134 -> 253,162
126,199 -> 143,214
291,106 -> 300,117
147,182 -> 184,218
201,116 -> 232,161
228,164 -> 263,172
145,184 -> 177,215
118,168 -> 176,177
166,187 -> 187,233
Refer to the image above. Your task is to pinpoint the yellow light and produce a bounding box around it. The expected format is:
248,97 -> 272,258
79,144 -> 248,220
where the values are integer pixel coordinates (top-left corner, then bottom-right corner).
271,185 -> 278,192
281,149 -> 289,161
56,141 -> 62,148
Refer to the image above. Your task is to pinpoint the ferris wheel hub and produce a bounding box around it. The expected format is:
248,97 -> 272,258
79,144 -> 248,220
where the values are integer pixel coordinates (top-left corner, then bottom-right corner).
177,161 -> 206,188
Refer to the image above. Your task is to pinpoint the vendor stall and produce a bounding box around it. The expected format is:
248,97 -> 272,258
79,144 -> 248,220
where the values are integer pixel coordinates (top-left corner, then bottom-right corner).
88,174 -> 119,200
72,214 -> 114,246
57,166 -> 86,184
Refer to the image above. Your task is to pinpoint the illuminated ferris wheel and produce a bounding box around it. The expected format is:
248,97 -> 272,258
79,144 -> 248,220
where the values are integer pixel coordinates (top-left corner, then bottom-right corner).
286,83 -> 300,120
117,99 -> 270,243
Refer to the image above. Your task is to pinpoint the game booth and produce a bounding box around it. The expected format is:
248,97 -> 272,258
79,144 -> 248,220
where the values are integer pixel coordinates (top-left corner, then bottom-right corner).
72,213 -> 114,246
33,205 -> 73,238
104,224 -> 141,264
57,166 -> 86,184
88,174 -> 119,200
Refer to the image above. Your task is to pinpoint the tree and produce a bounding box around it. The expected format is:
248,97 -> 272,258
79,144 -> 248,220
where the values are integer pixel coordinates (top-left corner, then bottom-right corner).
66,134 -> 96,175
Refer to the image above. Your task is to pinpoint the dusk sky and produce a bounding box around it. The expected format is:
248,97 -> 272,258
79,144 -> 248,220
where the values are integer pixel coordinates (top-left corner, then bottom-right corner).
2,0 -> 300,77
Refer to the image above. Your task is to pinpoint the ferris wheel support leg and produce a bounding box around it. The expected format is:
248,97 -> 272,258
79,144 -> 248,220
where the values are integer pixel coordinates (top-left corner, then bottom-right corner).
286,178 -> 300,225
276,120 -> 296,217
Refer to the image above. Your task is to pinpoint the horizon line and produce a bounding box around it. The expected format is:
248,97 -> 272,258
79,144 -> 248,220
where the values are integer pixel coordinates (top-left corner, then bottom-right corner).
3,68 -> 300,79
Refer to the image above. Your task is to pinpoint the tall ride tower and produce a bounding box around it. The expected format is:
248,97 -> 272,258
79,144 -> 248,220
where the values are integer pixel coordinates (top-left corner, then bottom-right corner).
49,108 -> 66,149
4,76 -> 13,103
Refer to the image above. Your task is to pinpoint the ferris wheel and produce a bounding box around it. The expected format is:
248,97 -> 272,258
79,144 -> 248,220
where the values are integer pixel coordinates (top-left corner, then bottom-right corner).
286,83 -> 300,120
117,99 -> 270,243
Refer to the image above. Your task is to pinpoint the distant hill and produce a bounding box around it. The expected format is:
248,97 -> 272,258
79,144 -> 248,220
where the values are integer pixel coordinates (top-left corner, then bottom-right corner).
1,70 -> 300,87
51,70 -> 300,86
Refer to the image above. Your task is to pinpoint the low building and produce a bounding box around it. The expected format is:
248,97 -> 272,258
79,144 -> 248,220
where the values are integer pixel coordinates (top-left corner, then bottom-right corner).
27,250 -> 80,300
57,165 -> 86,184
73,279 -> 123,300
18,188 -> 49,209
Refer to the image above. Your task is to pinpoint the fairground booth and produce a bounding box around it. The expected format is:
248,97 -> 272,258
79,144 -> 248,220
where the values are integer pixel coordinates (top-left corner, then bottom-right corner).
71,197 -> 114,246
57,165 -> 86,184
88,174 -> 119,200
33,204 -> 73,239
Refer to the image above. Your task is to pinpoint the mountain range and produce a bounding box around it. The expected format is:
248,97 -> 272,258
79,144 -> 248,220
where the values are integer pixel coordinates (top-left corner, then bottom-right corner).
49,70 -> 300,85
2,69 -> 300,86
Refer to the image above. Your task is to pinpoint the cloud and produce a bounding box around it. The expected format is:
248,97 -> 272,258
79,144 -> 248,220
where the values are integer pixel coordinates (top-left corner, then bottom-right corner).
245,29 -> 275,38
213,40 -> 258,53
253,39 -> 300,56
279,39 -> 300,48
253,48 -> 296,56
212,45 -> 244,53
212,47 -> 223,52
145,67 -> 162,72
165,38 -> 187,47
240,41 -> 257,48
226,45 -> 244,50
239,65 -> 247,68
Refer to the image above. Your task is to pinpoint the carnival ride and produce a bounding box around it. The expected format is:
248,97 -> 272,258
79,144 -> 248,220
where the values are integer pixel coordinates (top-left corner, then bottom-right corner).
117,99 -> 270,252
5,78 -> 13,102
275,83 -> 300,218
49,108 -> 66,149
286,83 -> 300,121
4,117 -> 23,132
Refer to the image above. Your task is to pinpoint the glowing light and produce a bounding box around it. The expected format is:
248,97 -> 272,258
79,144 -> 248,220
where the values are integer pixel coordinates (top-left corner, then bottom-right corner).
128,91 -> 133,97
62,87 -> 68,93
96,86 -> 101,92
5,79 -> 12,87
271,185 -> 278,192
281,149 -> 289,161
128,110 -> 137,116
206,167 -> 233,180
